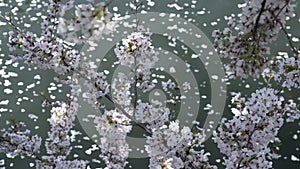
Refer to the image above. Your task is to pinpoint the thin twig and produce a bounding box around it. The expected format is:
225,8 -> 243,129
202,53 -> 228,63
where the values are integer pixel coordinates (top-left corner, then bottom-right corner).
269,10 -> 300,55
275,0 -> 289,18
0,14 -> 34,46
133,53 -> 138,119
279,22 -> 299,55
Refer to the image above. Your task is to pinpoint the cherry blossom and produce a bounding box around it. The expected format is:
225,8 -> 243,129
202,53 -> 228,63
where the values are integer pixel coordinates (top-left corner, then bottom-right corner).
0,0 -> 299,168
214,88 -> 290,169
0,122 -> 41,158
274,56 -> 300,89
7,0 -> 80,75
114,31 -> 159,83
213,0 -> 295,79
94,109 -> 132,169
58,0 -> 116,44
35,155 -> 87,169
146,120 -> 217,169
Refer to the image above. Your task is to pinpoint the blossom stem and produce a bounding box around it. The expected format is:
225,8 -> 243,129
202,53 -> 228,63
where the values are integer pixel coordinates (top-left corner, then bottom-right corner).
271,11 -> 300,55
0,14 -> 34,46
267,1 -> 299,55
133,53 -> 138,119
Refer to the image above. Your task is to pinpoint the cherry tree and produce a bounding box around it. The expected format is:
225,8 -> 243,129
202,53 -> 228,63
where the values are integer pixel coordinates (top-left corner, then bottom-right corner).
0,0 -> 299,169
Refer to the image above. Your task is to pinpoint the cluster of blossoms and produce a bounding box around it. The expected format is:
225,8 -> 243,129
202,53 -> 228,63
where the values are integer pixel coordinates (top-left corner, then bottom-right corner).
0,122 -> 41,158
81,63 -> 110,109
146,121 -> 216,169
135,100 -> 170,129
45,101 -> 77,155
212,0 -> 295,78
94,109 -> 132,169
39,70 -> 86,167
58,0 -> 116,44
111,72 -> 132,107
8,0 -> 80,75
146,121 -> 193,169
114,31 -> 158,92
35,155 -> 86,169
214,88 -> 289,168
274,56 -> 300,89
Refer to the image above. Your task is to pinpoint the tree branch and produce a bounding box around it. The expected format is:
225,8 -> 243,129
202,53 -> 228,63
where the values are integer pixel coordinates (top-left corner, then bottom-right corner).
269,10 -> 300,55
252,0 -> 267,41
